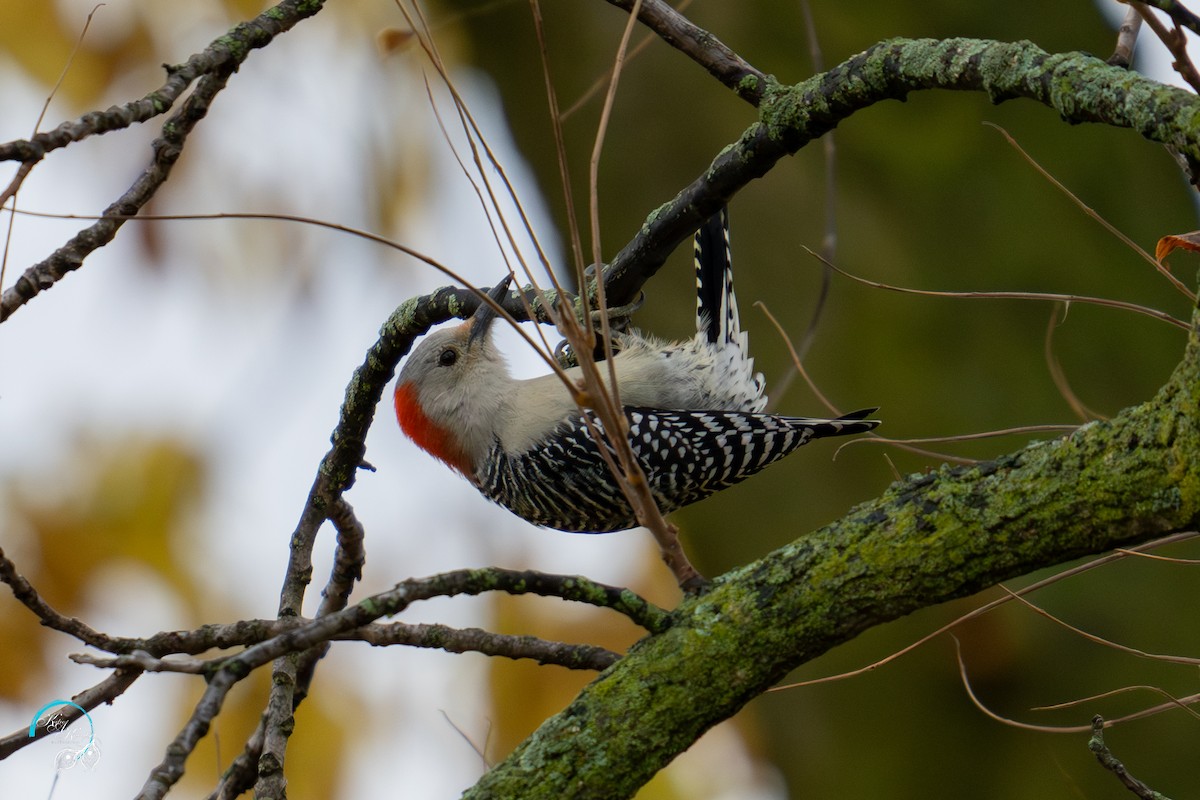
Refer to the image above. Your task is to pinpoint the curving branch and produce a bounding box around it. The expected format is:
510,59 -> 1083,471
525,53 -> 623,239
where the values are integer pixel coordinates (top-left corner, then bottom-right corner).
600,37 -> 1200,305
120,23 -> 1200,796
0,0 -> 330,323
293,37 -> 1200,619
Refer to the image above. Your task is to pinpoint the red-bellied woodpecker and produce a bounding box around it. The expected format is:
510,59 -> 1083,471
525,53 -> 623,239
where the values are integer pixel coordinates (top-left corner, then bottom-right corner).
393,209 -> 879,533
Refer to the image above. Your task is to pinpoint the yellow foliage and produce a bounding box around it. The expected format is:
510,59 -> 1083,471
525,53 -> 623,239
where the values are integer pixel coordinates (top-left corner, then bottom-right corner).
0,1 -> 154,109
0,435 -> 204,699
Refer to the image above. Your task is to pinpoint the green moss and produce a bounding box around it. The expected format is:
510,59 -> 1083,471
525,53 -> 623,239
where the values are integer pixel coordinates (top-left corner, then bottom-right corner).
356,597 -> 381,616
640,201 -> 672,236
736,73 -> 761,96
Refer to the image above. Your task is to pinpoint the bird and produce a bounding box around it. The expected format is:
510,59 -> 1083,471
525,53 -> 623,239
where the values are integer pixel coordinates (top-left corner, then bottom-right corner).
393,208 -> 879,533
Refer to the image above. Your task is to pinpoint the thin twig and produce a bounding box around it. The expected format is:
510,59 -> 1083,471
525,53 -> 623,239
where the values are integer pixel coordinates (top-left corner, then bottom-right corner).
1044,303 -> 1106,422
0,669 -> 140,760
1132,1 -> 1200,92
1089,715 -> 1174,799
71,651 -> 212,674
1133,0 -> 1200,35
998,585 -> 1200,665
984,121 -> 1197,301
0,4 -> 103,292
835,425 -> 1081,455
1109,4 -> 1144,67
804,246 -> 1190,330
773,531 -> 1200,691
602,0 -> 768,104
794,0 -> 835,364
1037,686 -> 1200,722
0,547 -> 117,652
353,622 -> 620,671
560,0 -> 697,121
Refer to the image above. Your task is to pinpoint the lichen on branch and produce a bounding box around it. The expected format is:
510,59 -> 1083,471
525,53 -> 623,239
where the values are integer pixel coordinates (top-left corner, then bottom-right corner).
464,299 -> 1200,798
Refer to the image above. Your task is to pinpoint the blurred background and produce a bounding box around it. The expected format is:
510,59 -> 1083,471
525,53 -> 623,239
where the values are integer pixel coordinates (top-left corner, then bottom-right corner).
1,0 -> 1197,797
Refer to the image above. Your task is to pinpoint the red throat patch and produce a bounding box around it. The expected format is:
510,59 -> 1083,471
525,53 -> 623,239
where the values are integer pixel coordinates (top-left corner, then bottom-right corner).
393,382 -> 473,477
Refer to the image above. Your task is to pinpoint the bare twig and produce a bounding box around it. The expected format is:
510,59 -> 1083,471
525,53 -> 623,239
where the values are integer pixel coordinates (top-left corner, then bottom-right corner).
561,0 -> 697,121
997,585 -> 1200,666
600,39 -> 1200,308
1111,548 -> 1200,563
530,0 -> 588,281
134,565 -> 667,798
794,0 -> 835,364
1044,304 -> 1107,422
804,246 -> 1189,330
603,0 -> 768,104
0,546 -> 117,652
1089,715 -> 1174,799
0,669 -> 140,759
1036,686 -> 1200,722
254,496 -> 365,797
353,622 -> 620,671
0,4 -> 102,291
836,425 -> 1081,454
985,121 -> 1197,301
71,651 -> 211,674
1133,1 -> 1200,92
1132,0 -> 1200,35
958,633 -> 1200,735
1109,4 -> 1144,67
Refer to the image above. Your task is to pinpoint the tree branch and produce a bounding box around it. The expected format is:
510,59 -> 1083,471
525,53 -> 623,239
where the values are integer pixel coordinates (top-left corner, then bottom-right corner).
462,307 -> 1200,797
0,669 -> 140,759
599,37 -> 1200,306
602,0 -> 768,103
1089,715 -> 1173,799
0,0 -> 330,323
351,622 -> 620,671
134,566 -> 664,797
1135,0 -> 1200,36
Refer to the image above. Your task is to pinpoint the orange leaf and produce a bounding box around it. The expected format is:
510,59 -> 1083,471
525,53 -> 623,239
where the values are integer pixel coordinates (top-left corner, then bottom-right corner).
1155,231 -> 1200,262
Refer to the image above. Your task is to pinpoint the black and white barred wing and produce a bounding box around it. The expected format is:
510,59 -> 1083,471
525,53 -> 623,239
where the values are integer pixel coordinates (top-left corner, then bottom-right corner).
478,407 -> 879,534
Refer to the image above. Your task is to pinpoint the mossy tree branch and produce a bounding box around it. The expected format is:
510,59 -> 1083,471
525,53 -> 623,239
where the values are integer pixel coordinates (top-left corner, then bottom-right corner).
602,36 -> 1200,305
463,303 -> 1200,798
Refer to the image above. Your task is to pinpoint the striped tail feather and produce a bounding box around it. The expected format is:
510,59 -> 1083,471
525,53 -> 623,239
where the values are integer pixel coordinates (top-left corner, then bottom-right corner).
693,206 -> 741,350
784,408 -> 881,438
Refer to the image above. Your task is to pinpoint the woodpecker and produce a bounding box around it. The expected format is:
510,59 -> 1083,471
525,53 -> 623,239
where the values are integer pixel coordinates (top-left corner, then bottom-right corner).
394,209 -> 878,533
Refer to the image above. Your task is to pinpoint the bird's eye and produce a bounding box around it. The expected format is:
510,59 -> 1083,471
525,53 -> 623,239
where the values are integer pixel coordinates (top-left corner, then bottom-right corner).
438,348 -> 458,367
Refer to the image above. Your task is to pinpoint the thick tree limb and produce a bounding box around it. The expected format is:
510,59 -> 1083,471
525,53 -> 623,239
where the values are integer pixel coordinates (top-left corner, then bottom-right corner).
462,306 -> 1200,796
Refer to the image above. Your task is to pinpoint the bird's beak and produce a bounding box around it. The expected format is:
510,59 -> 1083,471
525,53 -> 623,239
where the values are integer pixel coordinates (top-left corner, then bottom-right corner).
467,274 -> 514,347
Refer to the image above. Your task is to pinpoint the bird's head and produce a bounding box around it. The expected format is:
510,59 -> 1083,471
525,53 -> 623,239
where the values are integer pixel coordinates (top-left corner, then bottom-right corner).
394,277 -> 514,477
